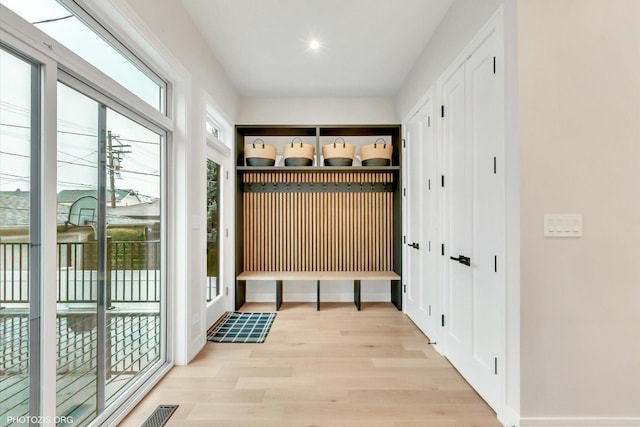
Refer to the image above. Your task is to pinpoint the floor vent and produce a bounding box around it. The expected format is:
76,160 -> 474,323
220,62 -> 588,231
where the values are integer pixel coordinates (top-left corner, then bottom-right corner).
141,405 -> 178,427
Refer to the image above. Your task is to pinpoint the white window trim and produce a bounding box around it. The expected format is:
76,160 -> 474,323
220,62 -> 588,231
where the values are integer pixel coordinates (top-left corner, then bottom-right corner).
203,91 -> 234,327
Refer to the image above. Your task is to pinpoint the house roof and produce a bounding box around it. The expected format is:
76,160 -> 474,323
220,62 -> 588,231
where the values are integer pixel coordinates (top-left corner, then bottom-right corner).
0,191 -> 69,229
57,189 -> 139,203
0,191 -> 157,230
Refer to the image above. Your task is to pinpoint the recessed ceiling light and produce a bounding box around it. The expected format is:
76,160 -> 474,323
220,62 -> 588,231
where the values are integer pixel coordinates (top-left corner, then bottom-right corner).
309,40 -> 320,50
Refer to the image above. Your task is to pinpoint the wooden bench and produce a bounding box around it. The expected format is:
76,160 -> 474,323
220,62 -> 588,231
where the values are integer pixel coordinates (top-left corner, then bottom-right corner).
236,271 -> 401,311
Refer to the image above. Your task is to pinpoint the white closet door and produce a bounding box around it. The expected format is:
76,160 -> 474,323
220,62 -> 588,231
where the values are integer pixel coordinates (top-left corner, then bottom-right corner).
444,28 -> 504,411
443,62 -> 472,374
420,102 -> 439,339
465,28 -> 504,410
404,101 -> 437,339
404,110 -> 424,330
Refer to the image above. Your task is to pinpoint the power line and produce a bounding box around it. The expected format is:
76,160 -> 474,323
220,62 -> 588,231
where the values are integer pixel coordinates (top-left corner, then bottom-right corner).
0,123 -> 30,130
0,173 -> 29,180
115,137 -> 160,146
0,150 -> 29,159
57,150 -> 98,169
119,170 -> 159,178
0,122 -> 98,138
57,159 -> 96,168
1,124 -> 160,146
31,15 -> 73,25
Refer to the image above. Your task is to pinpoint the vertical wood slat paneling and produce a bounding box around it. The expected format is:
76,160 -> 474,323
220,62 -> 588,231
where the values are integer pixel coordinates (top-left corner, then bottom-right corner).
242,172 -> 393,271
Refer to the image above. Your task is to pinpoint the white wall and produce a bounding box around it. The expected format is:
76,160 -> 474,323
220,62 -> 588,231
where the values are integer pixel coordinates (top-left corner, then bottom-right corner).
120,0 -> 239,364
239,97 -> 397,124
395,0 -> 504,120
518,0 -> 640,421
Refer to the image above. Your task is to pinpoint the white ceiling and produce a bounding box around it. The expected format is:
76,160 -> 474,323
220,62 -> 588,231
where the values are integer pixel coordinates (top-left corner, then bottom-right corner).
180,0 -> 454,97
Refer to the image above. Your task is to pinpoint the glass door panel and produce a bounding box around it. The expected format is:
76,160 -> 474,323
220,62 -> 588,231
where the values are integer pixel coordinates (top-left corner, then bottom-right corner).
206,160 -> 220,301
104,108 -> 162,405
56,82 -> 100,426
55,84 -> 165,426
0,46 -> 37,425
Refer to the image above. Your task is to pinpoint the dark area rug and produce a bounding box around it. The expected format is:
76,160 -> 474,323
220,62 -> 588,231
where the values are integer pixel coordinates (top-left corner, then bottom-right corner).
207,312 -> 276,343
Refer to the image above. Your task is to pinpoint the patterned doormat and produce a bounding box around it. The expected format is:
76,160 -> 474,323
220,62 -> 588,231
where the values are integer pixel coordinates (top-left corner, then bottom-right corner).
207,312 -> 276,343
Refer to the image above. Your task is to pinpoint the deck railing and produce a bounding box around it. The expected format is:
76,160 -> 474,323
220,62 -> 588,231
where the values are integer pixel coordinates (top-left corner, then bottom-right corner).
0,240 -> 160,304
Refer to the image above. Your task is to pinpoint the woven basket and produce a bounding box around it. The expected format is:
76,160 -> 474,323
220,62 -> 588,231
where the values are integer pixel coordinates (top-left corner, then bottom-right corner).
360,138 -> 393,166
245,139 -> 276,166
283,137 -> 315,166
322,138 -> 355,166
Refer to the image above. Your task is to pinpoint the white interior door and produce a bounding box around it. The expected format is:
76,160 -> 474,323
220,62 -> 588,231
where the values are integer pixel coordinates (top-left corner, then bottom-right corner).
443,28 -> 505,411
404,111 -> 424,329
443,63 -> 471,372
465,29 -> 504,410
404,100 -> 437,339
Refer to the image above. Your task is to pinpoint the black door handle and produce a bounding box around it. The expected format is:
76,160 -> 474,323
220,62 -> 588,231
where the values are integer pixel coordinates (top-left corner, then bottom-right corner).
450,255 -> 471,266
408,242 -> 420,250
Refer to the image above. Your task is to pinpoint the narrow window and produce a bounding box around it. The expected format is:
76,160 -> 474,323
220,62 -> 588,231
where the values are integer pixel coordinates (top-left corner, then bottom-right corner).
206,159 -> 221,301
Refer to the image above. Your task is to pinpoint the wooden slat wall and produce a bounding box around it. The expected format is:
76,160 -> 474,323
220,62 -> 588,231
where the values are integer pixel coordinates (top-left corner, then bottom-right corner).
243,172 -> 393,271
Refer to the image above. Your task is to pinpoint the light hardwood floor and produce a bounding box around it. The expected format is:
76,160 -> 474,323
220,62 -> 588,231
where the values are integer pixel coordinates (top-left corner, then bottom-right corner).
120,302 -> 501,427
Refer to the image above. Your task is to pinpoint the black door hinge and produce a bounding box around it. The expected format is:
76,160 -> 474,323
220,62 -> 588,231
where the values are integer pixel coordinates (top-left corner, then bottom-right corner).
402,138 -> 406,148
403,235 -> 406,244
428,179 -> 431,190
493,157 -> 497,174
428,241 -> 431,252
441,175 -> 444,187
428,116 -> 431,127
441,244 -> 445,256
403,284 -> 407,293
494,256 -> 497,273
403,187 -> 406,197
441,105 -> 445,118
441,314 -> 445,327
494,357 -> 498,375
493,56 -> 496,74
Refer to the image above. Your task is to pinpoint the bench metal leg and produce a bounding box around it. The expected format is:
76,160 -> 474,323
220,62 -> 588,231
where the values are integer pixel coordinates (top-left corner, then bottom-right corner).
235,280 -> 246,310
317,280 -> 320,311
354,279 -> 361,311
276,280 -> 283,311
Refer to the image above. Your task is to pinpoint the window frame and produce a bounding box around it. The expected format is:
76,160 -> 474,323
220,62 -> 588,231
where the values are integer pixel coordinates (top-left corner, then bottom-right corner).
59,0 -> 168,112
0,2 -> 177,424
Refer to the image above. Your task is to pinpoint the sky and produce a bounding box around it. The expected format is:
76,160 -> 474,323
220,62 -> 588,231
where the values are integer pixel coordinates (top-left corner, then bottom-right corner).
0,0 -> 162,199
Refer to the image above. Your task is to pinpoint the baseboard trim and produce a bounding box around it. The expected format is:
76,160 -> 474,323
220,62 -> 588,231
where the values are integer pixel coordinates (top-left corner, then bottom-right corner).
499,405 -> 520,427
520,417 -> 640,426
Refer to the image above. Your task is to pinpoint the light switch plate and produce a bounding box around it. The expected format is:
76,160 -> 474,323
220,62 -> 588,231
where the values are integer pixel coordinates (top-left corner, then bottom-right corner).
544,214 -> 582,237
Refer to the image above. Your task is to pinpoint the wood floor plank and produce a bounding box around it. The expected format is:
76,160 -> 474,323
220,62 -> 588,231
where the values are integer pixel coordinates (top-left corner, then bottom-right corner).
120,302 -> 500,426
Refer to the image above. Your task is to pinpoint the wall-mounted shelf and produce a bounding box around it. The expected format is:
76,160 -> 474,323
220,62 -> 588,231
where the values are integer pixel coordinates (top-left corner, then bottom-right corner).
235,124 -> 403,311
237,166 -> 401,172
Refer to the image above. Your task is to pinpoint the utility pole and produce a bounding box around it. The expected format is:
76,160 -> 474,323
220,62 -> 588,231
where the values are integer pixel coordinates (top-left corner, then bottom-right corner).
107,131 -> 117,208
106,131 -> 131,208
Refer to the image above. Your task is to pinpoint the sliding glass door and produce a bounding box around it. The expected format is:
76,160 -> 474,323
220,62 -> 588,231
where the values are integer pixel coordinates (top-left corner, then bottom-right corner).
55,81 -> 163,425
0,46 -> 40,425
0,71 -> 165,427
2,2 -> 169,424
